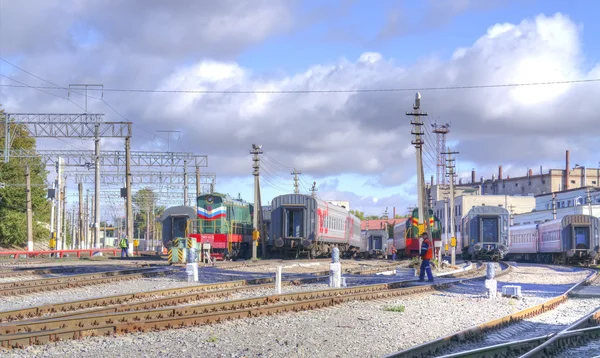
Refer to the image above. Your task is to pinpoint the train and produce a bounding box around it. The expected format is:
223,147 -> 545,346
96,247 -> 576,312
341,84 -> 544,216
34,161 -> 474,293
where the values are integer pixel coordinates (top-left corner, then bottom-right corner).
460,206 -> 510,261
507,214 -> 600,265
389,208 -> 442,259
458,205 -> 600,265
160,193 -> 254,261
269,194 -> 364,258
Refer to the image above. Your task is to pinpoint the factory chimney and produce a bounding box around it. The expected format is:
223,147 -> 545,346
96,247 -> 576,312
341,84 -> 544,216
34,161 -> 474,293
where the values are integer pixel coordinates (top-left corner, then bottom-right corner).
393,207 -> 396,218
498,165 -> 503,180
565,150 -> 570,190
471,170 -> 476,183
528,169 -> 532,177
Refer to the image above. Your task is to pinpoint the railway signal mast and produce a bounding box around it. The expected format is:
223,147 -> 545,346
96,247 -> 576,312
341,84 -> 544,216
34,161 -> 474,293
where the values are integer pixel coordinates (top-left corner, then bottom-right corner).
406,93 -> 432,245
250,144 -> 264,260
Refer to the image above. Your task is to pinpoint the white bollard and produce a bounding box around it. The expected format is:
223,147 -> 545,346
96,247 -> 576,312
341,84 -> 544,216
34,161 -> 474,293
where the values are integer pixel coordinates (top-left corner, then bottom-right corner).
275,266 -> 282,294
484,279 -> 497,299
341,277 -> 347,287
329,262 -> 341,288
186,263 -> 198,282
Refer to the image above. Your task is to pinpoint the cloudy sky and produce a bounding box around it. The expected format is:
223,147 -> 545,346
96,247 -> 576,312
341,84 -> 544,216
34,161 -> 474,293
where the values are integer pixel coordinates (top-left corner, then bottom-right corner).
2,0 -> 600,218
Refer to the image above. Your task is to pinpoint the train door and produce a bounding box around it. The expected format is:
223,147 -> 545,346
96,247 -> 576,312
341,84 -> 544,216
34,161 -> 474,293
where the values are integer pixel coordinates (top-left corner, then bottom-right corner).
572,226 -> 590,250
285,209 -> 303,238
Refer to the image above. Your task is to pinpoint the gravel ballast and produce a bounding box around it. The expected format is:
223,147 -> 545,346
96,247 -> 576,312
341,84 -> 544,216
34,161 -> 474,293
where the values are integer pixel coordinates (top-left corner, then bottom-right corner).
0,264 -> 592,358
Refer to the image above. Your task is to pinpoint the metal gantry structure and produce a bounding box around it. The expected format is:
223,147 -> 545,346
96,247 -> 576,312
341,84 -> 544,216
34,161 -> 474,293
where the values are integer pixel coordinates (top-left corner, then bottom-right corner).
2,112 -> 132,250
2,112 -> 212,251
431,123 -> 450,186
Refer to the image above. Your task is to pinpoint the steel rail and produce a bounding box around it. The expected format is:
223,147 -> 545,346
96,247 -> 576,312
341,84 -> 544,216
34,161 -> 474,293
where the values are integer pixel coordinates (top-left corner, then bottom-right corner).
384,268 -> 598,358
0,262 -> 502,349
0,268 -> 177,296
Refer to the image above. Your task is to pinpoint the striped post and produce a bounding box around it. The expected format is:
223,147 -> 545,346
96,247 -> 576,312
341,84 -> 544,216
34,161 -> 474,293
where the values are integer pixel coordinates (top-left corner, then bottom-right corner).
167,248 -> 173,263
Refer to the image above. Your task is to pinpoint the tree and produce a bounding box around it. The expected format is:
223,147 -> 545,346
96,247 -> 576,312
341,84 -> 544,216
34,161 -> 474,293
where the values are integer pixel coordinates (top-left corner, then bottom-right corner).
349,210 -> 364,220
0,107 -> 50,247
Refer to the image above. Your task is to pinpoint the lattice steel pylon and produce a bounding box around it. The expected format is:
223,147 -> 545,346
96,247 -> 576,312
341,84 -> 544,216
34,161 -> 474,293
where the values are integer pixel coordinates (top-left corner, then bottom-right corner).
431,123 -> 451,185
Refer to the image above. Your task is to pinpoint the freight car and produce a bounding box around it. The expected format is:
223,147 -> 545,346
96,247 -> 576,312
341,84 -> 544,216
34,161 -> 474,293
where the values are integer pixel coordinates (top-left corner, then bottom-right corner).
460,206 -> 510,261
392,208 -> 442,258
269,194 -> 363,258
507,214 -> 600,265
161,193 -> 254,260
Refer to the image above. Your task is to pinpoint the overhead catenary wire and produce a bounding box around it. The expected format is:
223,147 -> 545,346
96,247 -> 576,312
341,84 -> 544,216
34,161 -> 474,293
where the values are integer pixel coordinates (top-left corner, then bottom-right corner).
1,77 -> 598,94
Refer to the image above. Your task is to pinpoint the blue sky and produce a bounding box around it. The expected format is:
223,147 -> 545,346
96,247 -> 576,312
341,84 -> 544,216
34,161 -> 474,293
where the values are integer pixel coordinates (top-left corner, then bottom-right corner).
4,0 -> 600,220
215,0 -> 600,215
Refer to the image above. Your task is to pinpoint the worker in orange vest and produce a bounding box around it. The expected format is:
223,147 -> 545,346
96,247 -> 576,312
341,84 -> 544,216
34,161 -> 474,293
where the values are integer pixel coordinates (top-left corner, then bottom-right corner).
391,244 -> 397,261
419,232 -> 434,282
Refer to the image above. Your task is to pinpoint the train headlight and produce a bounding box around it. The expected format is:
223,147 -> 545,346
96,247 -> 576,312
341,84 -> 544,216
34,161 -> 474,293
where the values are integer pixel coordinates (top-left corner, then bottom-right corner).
301,239 -> 312,248
473,243 -> 483,252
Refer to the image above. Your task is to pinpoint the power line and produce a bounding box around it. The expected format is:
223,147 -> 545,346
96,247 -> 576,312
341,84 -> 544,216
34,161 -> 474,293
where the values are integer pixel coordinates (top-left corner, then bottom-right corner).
1,78 -> 599,95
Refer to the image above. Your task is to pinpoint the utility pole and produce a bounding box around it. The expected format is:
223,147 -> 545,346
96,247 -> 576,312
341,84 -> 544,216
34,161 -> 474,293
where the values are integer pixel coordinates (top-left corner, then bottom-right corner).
78,183 -> 84,249
406,92 -> 432,243
25,165 -> 33,251
62,182 -> 67,251
443,198 -> 449,257
250,144 -> 263,260
587,187 -> 593,215
56,158 -> 63,250
291,168 -> 301,194
183,160 -> 188,206
125,134 -> 133,253
442,147 -> 459,265
85,189 -> 90,249
310,182 -> 318,198
49,182 -> 55,249
94,123 -> 100,249
195,164 -> 201,199
508,204 -> 516,226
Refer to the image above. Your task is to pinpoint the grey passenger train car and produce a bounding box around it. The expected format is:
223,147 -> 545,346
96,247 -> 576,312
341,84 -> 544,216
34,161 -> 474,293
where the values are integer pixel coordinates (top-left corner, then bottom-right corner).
160,205 -> 196,248
269,194 -> 363,258
461,205 -> 510,261
536,214 -> 600,265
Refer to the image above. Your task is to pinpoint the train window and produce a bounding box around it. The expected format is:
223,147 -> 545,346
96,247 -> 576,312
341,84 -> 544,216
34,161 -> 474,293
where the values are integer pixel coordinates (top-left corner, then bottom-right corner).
574,227 -> 590,250
481,218 -> 499,242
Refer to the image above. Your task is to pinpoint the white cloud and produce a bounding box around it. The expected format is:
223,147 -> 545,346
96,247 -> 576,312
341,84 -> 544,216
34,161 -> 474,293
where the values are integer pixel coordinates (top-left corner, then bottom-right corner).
2,10 -> 599,214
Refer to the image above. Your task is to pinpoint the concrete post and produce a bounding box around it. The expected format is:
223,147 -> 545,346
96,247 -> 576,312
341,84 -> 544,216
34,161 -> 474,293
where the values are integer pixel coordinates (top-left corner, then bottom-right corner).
484,262 -> 497,299
330,247 -> 341,288
275,265 -> 282,294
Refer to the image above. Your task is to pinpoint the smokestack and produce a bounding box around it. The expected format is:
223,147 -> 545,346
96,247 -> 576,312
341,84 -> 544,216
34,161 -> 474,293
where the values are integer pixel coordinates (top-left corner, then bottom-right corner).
498,165 -> 503,180
565,150 -> 570,190
430,175 -> 434,186
540,165 -> 543,175
480,176 -> 484,183
528,169 -> 532,177
459,178 -> 463,184
471,170 -> 476,183
393,207 -> 396,218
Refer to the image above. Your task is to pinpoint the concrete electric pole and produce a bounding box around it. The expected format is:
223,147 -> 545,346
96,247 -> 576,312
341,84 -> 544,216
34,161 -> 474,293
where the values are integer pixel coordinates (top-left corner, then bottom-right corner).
291,168 -> 301,194
442,147 -> 459,265
406,93 -> 432,244
25,165 -> 33,251
250,144 -> 263,260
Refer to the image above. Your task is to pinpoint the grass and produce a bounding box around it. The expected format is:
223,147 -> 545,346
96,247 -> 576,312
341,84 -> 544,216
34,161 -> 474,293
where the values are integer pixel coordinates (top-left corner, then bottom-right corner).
206,335 -> 218,343
383,305 -> 406,313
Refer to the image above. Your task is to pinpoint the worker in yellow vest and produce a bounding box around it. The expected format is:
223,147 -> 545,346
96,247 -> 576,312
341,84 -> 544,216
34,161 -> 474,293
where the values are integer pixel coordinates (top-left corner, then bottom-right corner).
49,235 -> 57,258
119,236 -> 129,258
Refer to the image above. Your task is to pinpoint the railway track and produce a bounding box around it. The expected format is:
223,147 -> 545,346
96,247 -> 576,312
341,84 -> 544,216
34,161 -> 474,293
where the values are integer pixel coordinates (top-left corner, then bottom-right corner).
0,267 -> 177,296
384,267 -> 599,358
0,261 -> 502,349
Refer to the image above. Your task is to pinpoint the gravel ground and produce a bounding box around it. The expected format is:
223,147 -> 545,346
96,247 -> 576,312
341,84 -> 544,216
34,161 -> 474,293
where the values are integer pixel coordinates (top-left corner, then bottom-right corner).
0,270 -> 209,312
0,264 -> 589,358
443,297 -> 600,355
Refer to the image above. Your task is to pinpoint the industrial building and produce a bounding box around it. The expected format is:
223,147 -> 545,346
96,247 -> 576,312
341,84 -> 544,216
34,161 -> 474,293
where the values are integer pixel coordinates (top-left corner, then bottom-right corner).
512,187 -> 600,225
431,150 -> 600,201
